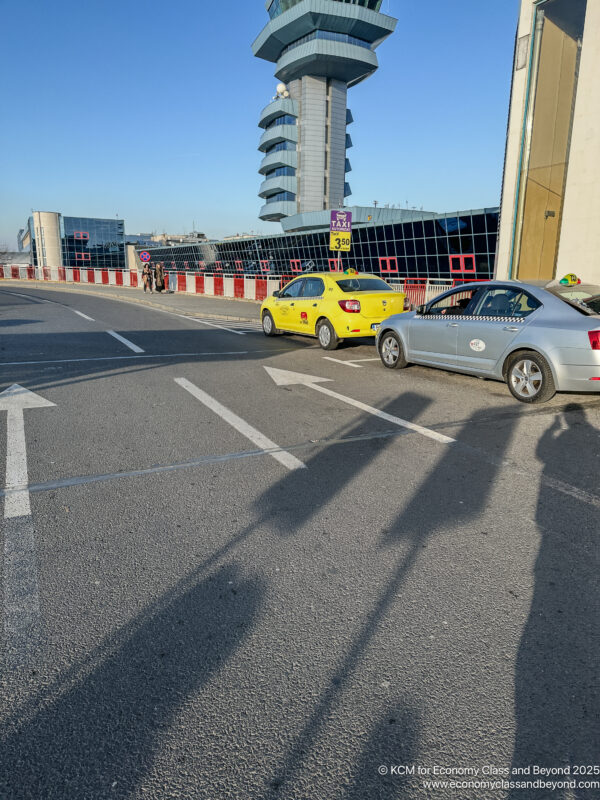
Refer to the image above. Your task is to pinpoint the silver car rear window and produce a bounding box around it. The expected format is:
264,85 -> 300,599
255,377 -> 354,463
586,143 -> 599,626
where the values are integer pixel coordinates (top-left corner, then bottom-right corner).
547,284 -> 600,315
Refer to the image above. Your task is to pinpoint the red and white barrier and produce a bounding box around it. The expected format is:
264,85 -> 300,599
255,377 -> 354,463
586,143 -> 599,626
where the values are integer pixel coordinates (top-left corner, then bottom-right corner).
0,264 -> 455,306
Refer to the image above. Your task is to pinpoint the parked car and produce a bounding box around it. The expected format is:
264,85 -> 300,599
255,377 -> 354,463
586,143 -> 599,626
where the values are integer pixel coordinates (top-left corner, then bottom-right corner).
376,276 -> 600,403
261,270 -> 409,350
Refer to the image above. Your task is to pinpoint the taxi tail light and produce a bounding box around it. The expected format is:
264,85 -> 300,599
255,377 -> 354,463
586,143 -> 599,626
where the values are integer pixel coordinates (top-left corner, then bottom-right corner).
338,299 -> 361,313
588,330 -> 600,350
403,295 -> 411,311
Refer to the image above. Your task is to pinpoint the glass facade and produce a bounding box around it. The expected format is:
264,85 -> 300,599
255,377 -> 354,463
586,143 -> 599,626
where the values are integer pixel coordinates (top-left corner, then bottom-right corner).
138,209 -> 499,279
266,191 -> 296,204
281,31 -> 373,57
265,166 -> 296,178
265,114 -> 297,129
268,0 -> 383,19
60,217 -> 126,270
265,141 -> 296,155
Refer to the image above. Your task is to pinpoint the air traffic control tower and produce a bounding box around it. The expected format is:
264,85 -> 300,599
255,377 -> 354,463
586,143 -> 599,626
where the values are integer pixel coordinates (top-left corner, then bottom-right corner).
253,0 -> 397,223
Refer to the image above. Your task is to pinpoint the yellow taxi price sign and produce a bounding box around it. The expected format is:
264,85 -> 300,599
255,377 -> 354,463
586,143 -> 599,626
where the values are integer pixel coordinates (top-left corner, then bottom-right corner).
330,231 -> 351,252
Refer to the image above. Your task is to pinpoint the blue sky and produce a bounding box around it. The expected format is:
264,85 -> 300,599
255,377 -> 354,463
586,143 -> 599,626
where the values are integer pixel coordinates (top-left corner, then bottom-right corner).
0,0 -> 520,249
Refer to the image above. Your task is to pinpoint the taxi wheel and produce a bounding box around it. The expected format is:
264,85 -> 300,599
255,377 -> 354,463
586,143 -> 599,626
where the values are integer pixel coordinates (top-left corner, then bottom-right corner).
317,319 -> 339,350
379,331 -> 407,369
262,311 -> 278,337
506,351 -> 555,403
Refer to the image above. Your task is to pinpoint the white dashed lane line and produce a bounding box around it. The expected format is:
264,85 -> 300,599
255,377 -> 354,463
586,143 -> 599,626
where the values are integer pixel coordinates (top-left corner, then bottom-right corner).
175,377 -> 305,472
106,330 -> 145,353
73,310 -> 95,321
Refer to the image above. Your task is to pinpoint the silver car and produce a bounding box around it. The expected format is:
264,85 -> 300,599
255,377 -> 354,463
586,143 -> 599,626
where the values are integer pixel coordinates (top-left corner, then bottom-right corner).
376,279 -> 600,403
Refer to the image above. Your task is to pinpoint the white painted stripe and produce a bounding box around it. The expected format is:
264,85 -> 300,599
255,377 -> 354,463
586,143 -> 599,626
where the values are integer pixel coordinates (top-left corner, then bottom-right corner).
4,515 -> 41,665
0,350 -> 254,366
245,278 -> 256,301
322,357 -> 362,368
106,330 -> 144,353
310,383 -> 456,445
223,277 -> 235,298
175,377 -> 305,471
73,310 -> 95,321
4,409 -> 32,517
173,315 -> 246,335
347,358 -> 381,363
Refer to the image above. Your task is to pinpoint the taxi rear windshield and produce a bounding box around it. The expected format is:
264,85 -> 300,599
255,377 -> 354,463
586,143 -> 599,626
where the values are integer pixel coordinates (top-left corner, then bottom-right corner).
547,284 -> 600,315
337,278 -> 393,293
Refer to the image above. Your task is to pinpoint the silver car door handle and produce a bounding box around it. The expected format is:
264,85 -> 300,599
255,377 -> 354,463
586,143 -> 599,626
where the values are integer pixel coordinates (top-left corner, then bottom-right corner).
447,322 -> 459,327
503,326 -> 519,332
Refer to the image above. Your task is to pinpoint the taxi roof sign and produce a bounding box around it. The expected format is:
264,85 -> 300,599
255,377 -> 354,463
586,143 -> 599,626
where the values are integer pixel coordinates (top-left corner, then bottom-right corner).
559,273 -> 581,286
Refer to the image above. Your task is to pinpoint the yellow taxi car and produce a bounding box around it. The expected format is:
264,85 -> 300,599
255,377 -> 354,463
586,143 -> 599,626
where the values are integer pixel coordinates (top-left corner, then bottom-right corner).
260,269 -> 408,350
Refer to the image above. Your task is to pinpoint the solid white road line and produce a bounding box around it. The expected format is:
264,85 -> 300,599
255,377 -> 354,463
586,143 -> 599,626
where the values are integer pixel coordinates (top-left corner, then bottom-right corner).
175,377 -> 305,471
73,310 -> 95,321
171,314 -> 246,336
4,516 -> 42,665
265,367 -> 456,446
0,350 -> 289,366
322,357 -> 362,368
106,330 -> 145,353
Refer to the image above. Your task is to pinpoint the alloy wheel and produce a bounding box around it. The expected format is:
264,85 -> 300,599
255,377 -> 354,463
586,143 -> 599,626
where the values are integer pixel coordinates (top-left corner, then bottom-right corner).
319,325 -> 331,347
510,359 -> 543,398
381,335 -> 400,366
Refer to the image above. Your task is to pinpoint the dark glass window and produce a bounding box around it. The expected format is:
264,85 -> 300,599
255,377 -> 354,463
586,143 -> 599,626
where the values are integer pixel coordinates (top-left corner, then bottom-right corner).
281,30 -> 373,57
302,277 -> 325,297
337,278 -> 393,293
265,166 -> 296,178
280,278 -> 304,298
266,115 -> 297,130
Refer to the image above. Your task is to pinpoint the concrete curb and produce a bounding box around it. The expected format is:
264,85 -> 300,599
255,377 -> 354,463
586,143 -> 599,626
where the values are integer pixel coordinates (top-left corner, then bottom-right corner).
1,280 -> 261,323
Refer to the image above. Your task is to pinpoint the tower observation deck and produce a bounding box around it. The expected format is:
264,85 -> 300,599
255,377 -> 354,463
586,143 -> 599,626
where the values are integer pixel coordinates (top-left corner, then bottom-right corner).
253,0 -> 397,222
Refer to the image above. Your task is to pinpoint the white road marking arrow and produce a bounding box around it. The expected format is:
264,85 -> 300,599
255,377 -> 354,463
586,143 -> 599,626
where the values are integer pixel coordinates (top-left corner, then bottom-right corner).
264,367 -> 455,445
0,384 -> 55,518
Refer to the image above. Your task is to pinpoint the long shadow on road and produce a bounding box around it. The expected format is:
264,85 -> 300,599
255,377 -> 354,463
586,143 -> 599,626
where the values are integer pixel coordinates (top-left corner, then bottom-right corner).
510,404 -> 600,799
253,401 -> 519,798
0,562 -> 264,799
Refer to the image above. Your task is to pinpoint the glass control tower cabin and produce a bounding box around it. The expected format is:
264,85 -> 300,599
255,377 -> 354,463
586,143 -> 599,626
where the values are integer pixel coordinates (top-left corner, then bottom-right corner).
253,0 -> 397,224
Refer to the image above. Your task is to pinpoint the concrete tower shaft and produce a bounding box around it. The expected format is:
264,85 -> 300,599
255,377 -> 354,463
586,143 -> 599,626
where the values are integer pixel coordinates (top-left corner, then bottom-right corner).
253,0 -> 397,222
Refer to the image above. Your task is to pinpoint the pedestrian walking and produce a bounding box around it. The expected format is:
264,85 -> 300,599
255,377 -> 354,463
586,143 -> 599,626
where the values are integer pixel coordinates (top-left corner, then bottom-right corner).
142,263 -> 153,293
155,262 -> 165,293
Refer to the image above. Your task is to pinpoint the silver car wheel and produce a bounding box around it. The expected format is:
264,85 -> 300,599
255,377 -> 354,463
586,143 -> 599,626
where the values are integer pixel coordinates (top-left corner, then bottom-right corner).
381,335 -> 399,366
510,359 -> 543,398
262,314 -> 273,335
318,324 -> 331,347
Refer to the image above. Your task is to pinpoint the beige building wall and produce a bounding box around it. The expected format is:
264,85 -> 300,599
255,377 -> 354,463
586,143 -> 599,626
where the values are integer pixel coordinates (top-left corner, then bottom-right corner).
33,212 -> 63,268
497,0 -> 599,284
555,0 -> 600,283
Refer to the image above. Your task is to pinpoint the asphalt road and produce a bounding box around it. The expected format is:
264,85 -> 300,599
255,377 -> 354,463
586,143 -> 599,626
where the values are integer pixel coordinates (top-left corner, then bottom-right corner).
0,285 -> 598,800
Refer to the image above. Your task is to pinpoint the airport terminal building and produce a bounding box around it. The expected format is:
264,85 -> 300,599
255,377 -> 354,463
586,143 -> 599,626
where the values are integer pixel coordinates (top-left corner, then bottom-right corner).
138,207 -> 499,280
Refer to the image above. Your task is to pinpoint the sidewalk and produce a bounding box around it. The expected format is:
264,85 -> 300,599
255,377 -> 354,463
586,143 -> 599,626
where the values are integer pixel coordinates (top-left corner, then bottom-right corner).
3,280 -> 261,322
